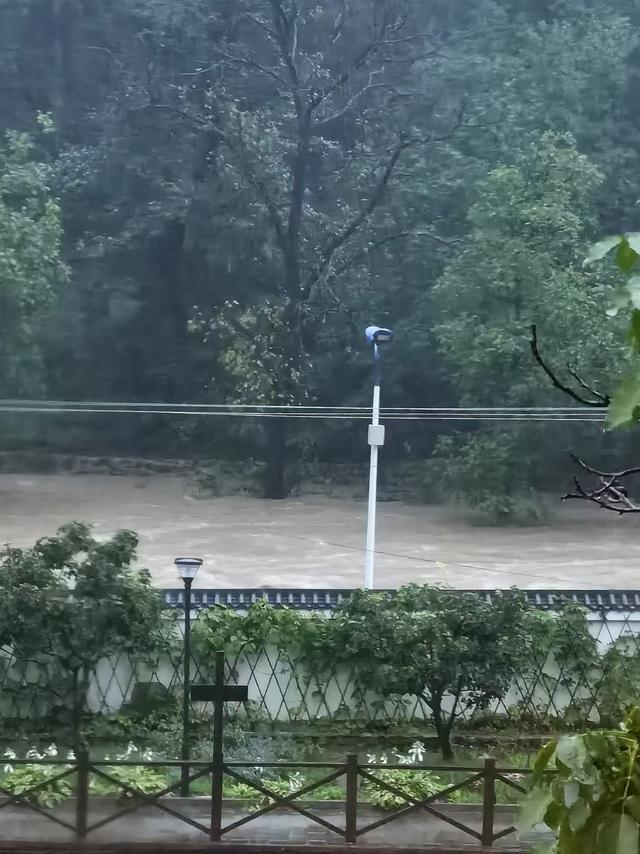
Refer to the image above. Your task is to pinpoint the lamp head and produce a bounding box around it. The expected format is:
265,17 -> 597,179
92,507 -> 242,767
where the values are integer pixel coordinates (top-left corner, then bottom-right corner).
175,557 -> 203,581
365,325 -> 393,345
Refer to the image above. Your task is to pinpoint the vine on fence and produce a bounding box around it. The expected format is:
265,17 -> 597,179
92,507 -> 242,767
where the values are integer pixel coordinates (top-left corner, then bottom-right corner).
192,589 -> 603,757
0,541 -> 637,752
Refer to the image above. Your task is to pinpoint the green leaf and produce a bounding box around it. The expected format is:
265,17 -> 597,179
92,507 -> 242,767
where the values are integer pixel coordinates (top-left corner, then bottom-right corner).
564,781 -> 580,807
518,786 -> 554,832
568,798 -> 590,832
625,795 -> 640,823
598,813 -> 639,853
544,800 -> 567,831
607,371 -> 640,429
533,740 -> 557,785
630,310 -> 640,351
627,277 -> 640,310
608,288 -> 631,317
626,233 -> 640,255
616,239 -> 639,274
583,235 -> 622,266
556,736 -> 588,772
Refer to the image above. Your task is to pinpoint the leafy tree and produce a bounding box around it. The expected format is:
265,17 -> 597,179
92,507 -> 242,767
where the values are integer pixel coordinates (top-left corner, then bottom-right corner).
0,120 -> 67,395
176,0 -> 464,495
329,585 -> 536,758
0,523 -> 164,748
1,0 -> 640,500
534,232 -> 640,513
429,132 -> 624,520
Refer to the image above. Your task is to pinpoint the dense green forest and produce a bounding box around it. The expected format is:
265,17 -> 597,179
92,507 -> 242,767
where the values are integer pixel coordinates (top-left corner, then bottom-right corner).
1,0 -> 640,515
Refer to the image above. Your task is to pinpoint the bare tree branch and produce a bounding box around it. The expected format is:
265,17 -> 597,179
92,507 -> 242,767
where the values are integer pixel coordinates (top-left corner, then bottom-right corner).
243,11 -> 277,38
330,1 -> 346,44
530,325 -> 610,407
563,456 -> 640,514
147,99 -> 289,257
268,0 -> 302,114
313,70 -> 386,127
320,229 -> 460,289
306,105 -> 465,293
215,51 -> 289,87
571,455 -> 640,481
232,112 -> 288,255
308,5 -> 409,113
305,135 -> 411,291
566,364 -> 609,402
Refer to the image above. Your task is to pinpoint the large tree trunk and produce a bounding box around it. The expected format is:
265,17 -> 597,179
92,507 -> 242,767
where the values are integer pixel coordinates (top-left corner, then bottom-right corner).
264,419 -> 287,499
431,700 -> 454,760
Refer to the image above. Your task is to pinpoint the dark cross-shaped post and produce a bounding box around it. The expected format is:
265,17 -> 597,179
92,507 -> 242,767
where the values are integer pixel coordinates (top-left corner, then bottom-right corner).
191,651 -> 248,840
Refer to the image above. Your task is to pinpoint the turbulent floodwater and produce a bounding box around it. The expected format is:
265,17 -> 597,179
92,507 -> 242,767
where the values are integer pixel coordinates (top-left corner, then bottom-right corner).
0,473 -> 637,589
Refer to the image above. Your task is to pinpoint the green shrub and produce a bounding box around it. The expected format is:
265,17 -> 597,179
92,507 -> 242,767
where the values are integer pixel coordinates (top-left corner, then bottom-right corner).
90,765 -> 169,799
2,765 -> 73,808
90,744 -> 169,799
1,745 -> 73,808
224,780 -> 261,802
361,767 -> 443,810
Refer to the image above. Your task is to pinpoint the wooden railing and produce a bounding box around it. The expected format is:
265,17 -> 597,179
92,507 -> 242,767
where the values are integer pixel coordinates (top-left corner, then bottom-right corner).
0,755 -> 532,847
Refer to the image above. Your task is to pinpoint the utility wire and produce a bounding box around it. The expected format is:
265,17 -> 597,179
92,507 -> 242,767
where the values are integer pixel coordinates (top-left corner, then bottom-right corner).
0,399 -> 606,411
251,529 -> 595,586
0,400 -> 606,422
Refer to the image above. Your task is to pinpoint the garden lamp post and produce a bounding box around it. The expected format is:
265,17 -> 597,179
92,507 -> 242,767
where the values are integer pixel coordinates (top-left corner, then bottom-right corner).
364,326 -> 393,590
176,556 -> 203,796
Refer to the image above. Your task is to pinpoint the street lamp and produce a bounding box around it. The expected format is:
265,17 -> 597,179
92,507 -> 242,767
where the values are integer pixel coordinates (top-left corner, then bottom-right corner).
175,556 -> 203,797
364,326 -> 393,590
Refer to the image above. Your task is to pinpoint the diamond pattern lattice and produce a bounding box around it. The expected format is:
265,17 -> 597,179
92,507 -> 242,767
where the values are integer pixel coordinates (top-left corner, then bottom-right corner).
2,609 -> 640,732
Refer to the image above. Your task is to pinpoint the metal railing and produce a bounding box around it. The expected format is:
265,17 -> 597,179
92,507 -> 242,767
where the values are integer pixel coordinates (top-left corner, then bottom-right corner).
0,755 -> 532,847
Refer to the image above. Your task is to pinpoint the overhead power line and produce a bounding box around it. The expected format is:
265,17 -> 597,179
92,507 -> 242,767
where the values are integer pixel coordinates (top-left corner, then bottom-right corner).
0,399 -> 605,411
0,399 -> 606,422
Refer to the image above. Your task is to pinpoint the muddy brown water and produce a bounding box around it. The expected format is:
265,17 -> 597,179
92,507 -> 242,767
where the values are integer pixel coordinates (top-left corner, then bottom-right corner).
0,473 -> 637,589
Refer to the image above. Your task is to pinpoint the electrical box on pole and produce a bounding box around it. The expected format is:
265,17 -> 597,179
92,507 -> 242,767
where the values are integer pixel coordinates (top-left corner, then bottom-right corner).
368,424 -> 385,447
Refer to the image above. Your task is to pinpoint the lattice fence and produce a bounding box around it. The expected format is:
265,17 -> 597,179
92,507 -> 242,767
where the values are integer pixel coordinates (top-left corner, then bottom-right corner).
2,607 -> 640,729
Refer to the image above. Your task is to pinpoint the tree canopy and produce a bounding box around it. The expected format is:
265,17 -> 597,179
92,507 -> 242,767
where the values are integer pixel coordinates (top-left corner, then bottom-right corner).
1,0 -> 640,511
0,121 -> 66,396
0,523 -> 164,747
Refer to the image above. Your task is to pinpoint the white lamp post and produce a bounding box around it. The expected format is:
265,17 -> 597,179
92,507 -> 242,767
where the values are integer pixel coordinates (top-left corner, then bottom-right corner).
364,326 -> 393,589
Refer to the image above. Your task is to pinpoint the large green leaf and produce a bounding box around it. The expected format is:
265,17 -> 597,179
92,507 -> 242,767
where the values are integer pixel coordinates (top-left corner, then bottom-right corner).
629,310 -> 640,354
624,795 -> 640,823
532,740 -> 557,785
583,235 -> 622,266
564,781 -> 580,808
598,813 -> 639,853
544,799 -> 568,831
518,786 -> 554,832
626,233 -> 640,255
556,736 -> 588,772
616,239 -> 639,274
607,287 -> 632,317
607,371 -> 640,429
627,277 -> 640,310
568,798 -> 590,832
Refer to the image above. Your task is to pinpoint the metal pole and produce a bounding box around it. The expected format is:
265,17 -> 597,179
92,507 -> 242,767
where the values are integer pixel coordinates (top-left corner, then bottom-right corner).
180,577 -> 192,797
365,345 -> 382,589
210,650 -> 225,841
